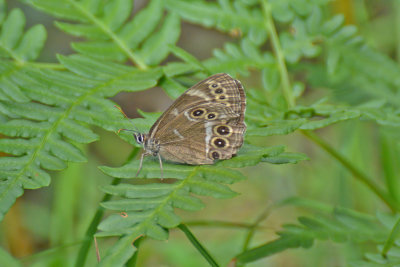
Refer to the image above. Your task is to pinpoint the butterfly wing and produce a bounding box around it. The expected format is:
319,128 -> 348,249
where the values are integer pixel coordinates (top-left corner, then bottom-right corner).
149,73 -> 246,165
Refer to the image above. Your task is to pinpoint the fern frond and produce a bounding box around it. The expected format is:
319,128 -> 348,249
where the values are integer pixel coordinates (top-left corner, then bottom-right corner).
204,38 -> 274,76
0,54 -> 162,221
0,4 -> 46,63
0,4 -> 46,103
97,144 -> 305,241
236,197 -> 387,264
165,0 -> 266,44
30,0 -> 180,68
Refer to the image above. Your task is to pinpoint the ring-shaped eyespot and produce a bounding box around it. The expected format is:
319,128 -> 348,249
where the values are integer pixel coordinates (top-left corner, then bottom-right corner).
214,88 -> 224,94
210,85 -> 226,95
211,137 -> 229,148
214,125 -> 233,137
209,150 -> 221,160
208,83 -> 221,90
206,112 -> 217,120
190,108 -> 206,118
217,94 -> 228,101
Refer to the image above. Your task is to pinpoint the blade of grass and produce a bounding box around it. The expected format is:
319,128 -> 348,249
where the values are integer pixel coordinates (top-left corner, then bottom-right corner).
301,130 -> 400,213
178,224 -> 219,267
381,216 -> 400,258
241,204 -> 272,252
261,0 -> 295,108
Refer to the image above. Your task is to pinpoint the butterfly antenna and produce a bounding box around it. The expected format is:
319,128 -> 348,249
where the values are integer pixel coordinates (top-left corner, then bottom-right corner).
114,105 -> 140,133
117,128 -> 137,134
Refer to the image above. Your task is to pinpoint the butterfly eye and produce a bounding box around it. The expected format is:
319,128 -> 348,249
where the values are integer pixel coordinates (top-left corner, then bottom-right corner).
219,95 -> 226,100
215,88 -> 223,94
134,134 -> 143,144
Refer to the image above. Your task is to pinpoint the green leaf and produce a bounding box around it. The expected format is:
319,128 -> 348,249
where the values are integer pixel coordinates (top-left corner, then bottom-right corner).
236,235 -> 313,264
55,22 -> 105,39
159,77 -> 188,99
71,42 -> 125,61
31,0 -> 87,21
0,9 -> 25,50
137,13 -> 181,65
0,76 -> 29,102
103,0 -> 132,31
119,0 -> 164,49
188,178 -> 238,199
247,119 -> 306,136
262,152 -> 309,164
166,0 -> 264,41
218,145 -> 285,167
14,24 -> 46,61
236,205 -> 385,264
99,235 -> 138,267
0,180 -> 23,221
168,45 -> 205,71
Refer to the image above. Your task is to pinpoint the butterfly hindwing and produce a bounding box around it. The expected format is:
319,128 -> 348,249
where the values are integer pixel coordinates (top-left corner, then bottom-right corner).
147,73 -> 246,165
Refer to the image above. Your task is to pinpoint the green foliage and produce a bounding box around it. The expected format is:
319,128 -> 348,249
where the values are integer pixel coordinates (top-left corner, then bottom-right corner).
0,0 -> 399,266
237,197 -> 387,264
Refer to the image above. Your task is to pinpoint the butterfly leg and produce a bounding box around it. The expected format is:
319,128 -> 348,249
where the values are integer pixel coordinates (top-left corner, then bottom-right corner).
158,153 -> 163,180
136,152 -> 147,177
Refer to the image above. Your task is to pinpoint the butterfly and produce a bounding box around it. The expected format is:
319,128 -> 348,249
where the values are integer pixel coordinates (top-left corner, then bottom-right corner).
130,73 -> 246,178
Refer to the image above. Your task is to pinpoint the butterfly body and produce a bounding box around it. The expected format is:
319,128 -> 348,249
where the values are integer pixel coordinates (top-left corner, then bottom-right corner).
134,73 -> 246,176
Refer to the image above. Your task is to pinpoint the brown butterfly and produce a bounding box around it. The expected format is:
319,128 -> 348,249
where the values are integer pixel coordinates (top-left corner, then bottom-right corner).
132,73 -> 246,178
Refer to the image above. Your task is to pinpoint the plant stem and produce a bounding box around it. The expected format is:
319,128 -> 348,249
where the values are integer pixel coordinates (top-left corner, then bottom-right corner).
74,178 -> 121,267
301,130 -> 400,212
75,147 -> 140,266
241,204 -> 272,252
382,216 -> 400,258
185,220 -> 267,230
261,0 -> 295,108
178,224 -> 219,267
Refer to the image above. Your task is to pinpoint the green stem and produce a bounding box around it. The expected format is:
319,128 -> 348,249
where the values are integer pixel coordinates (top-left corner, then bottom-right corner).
185,220 -> 266,229
178,224 -> 219,267
382,216 -> 400,258
74,178 -> 121,267
261,0 -> 295,108
301,130 -> 400,212
75,148 -> 140,266
241,205 -> 272,252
